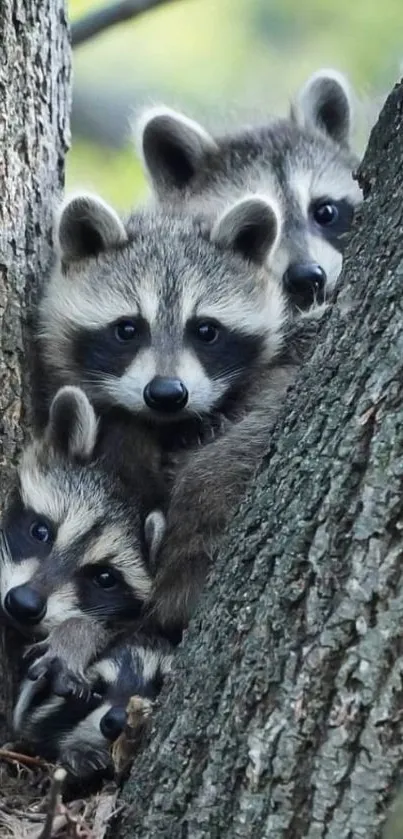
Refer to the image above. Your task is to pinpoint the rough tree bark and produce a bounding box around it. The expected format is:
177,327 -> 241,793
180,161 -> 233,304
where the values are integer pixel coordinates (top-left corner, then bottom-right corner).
117,82 -> 403,839
0,1 -> 71,736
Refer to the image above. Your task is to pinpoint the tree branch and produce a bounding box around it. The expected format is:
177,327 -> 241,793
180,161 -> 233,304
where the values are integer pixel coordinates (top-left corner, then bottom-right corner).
71,0 -> 181,49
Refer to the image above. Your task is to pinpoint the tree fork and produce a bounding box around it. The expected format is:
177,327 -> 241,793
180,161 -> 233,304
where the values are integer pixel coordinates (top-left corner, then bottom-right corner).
117,80 -> 403,839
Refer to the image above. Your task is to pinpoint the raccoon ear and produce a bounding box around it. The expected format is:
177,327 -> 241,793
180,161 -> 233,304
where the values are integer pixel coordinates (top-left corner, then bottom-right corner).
291,69 -> 353,146
135,106 -> 218,194
47,386 -> 98,461
211,197 -> 280,265
56,192 -> 128,262
144,510 -> 166,566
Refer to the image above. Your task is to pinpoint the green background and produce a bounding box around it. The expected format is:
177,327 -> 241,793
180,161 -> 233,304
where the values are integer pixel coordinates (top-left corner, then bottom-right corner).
68,0 -> 403,210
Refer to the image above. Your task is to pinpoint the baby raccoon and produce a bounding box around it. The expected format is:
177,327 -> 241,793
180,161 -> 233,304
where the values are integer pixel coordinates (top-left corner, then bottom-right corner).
0,386 -> 166,663
13,629 -> 173,783
136,69 -> 362,310
31,197 -> 321,635
34,191 -> 290,446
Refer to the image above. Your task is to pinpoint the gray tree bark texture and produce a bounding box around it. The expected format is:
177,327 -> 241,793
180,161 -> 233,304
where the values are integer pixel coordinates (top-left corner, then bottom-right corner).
0,1 -> 71,738
117,81 -> 403,839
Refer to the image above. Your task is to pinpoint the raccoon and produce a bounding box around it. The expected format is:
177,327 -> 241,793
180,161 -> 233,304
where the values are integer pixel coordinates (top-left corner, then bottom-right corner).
0,386 -> 167,684
135,69 -> 362,311
30,198 -> 321,636
13,629 -> 173,783
33,191 -> 290,449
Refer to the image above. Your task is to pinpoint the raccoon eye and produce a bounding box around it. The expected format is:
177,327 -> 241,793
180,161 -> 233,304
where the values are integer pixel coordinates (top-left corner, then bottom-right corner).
29,521 -> 52,544
313,202 -> 339,227
114,319 -> 138,342
91,568 -> 119,589
195,321 -> 220,344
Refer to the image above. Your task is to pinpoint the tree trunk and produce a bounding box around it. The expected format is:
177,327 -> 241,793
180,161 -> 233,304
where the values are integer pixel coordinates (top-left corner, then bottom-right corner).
0,1 -> 71,737
118,81 -> 403,839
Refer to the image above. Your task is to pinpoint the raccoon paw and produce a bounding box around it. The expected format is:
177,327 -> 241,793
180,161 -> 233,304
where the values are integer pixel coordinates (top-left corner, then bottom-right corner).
27,654 -> 97,704
52,666 -> 98,704
62,746 -> 114,784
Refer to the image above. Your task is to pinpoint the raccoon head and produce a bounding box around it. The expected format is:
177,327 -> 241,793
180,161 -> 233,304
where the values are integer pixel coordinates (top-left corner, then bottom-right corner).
0,386 -> 164,636
13,633 -> 172,780
136,69 -> 362,310
86,633 -> 172,743
38,194 -> 286,422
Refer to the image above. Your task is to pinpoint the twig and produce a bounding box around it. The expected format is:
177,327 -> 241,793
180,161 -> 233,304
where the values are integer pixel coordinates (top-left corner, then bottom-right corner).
36,767 -> 66,839
92,791 -> 120,838
0,747 -> 47,769
31,814 -> 68,839
71,0 -> 181,49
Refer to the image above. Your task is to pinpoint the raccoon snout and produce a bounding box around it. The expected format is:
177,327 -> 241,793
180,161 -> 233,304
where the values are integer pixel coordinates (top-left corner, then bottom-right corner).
4,585 -> 46,625
143,376 -> 188,413
283,263 -> 326,307
100,705 -> 127,741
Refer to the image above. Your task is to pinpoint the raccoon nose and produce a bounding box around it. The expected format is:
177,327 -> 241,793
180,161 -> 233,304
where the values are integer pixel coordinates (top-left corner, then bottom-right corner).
100,706 -> 127,741
4,585 -> 46,625
283,263 -> 326,307
143,376 -> 188,412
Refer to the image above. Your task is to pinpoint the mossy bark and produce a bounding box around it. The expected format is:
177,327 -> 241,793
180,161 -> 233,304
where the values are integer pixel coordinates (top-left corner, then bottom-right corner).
118,81 -> 403,839
0,0 -> 71,739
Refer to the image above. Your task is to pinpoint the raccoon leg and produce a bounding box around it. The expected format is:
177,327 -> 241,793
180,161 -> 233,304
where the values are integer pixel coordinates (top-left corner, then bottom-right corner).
149,371 -> 294,632
26,617 -> 112,701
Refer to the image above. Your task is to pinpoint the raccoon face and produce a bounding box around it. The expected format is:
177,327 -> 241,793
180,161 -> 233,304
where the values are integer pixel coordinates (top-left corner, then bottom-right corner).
137,69 -> 362,310
13,634 -> 172,779
0,387 -> 163,636
86,634 -> 172,743
39,194 -> 286,422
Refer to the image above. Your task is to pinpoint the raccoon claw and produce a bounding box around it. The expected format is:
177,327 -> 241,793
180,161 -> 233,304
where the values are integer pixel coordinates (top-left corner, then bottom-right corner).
52,670 -> 94,704
62,747 -> 114,784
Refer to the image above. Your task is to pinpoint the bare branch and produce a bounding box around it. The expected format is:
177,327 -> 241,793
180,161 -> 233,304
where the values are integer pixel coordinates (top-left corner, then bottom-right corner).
0,747 -> 47,769
71,0 -> 181,49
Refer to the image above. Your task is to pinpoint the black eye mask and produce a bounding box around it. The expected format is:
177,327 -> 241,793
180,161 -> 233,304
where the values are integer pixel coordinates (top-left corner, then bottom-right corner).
72,317 -> 150,378
310,198 -> 355,253
2,493 -> 55,562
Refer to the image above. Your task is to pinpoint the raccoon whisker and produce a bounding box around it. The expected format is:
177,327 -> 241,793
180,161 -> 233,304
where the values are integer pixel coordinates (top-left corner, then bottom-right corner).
210,365 -> 243,382
80,375 -> 114,390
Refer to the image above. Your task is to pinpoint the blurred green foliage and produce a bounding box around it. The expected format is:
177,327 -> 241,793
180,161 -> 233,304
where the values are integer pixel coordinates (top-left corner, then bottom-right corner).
67,0 -> 403,210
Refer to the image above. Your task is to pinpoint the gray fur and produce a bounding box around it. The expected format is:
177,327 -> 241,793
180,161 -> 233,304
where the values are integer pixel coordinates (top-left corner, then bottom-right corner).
136,69 -> 362,307
149,311 -> 326,632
